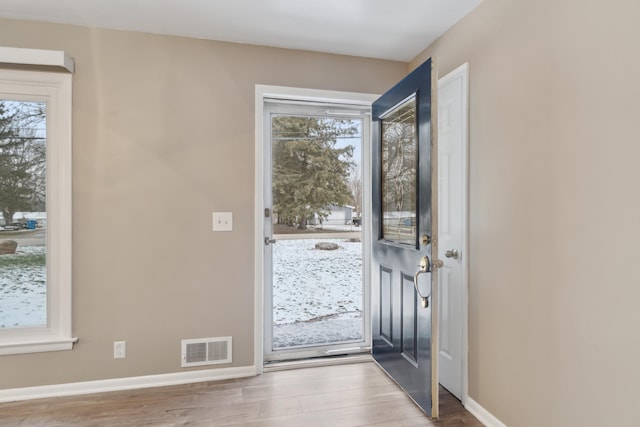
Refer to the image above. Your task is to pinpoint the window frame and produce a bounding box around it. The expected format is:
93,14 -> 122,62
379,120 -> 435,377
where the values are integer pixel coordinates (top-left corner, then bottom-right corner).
0,66 -> 74,355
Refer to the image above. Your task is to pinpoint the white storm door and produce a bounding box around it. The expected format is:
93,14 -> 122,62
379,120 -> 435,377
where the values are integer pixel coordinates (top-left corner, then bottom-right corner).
262,96 -> 372,362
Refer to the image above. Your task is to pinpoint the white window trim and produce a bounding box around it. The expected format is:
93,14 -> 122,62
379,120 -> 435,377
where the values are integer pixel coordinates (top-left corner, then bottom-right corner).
0,47 -> 74,73
0,49 -> 75,355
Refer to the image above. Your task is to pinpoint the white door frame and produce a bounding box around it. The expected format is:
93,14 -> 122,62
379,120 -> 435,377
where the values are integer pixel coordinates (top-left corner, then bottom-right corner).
254,85 -> 378,373
437,63 -> 470,405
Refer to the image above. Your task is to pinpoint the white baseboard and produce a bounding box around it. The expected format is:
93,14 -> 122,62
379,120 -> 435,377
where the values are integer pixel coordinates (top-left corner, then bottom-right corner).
465,396 -> 508,427
0,365 -> 256,403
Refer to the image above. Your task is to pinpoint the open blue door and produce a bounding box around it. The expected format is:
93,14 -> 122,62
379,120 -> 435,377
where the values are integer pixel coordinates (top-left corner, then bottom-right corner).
371,58 -> 439,417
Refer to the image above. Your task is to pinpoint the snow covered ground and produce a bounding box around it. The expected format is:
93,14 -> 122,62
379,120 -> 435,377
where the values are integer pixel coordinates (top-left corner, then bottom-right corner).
1,238 -> 363,350
272,238 -> 363,348
0,246 -> 46,328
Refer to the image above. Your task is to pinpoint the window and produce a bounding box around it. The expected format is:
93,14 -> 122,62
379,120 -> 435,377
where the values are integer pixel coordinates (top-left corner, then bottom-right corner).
0,51 -> 74,355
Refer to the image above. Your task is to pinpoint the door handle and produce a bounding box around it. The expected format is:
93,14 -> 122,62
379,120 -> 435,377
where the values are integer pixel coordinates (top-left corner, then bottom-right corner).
413,256 -> 431,308
445,249 -> 459,259
264,237 -> 276,245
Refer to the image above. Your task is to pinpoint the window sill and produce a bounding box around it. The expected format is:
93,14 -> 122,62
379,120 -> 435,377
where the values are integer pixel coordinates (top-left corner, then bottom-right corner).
0,336 -> 78,356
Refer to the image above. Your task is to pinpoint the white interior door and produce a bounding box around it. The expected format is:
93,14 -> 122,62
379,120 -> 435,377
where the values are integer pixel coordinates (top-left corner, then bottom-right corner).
437,64 -> 468,400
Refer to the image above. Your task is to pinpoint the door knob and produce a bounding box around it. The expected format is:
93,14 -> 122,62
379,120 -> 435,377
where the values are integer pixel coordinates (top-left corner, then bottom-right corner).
445,249 -> 459,259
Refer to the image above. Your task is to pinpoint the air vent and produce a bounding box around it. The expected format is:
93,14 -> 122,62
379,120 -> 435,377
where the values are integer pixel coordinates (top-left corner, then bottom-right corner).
181,336 -> 232,367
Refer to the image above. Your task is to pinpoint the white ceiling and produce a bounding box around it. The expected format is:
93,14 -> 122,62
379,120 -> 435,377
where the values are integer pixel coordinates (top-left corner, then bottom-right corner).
0,0 -> 482,62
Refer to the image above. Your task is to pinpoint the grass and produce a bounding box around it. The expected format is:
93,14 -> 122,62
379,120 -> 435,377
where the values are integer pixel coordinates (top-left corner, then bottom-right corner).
0,252 -> 46,268
0,229 -> 40,238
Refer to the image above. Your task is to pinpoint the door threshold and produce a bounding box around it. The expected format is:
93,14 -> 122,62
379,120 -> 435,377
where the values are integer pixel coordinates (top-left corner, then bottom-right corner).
263,354 -> 373,372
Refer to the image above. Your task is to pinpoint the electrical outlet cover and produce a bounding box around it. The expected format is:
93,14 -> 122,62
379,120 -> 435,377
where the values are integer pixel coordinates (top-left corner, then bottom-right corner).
114,341 -> 126,359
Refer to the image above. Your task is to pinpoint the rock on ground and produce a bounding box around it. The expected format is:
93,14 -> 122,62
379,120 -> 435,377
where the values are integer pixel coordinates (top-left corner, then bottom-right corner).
315,242 -> 340,250
0,240 -> 17,255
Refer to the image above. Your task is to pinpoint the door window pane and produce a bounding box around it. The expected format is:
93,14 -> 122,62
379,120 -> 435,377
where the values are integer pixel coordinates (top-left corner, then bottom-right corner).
0,100 -> 47,328
381,97 -> 417,245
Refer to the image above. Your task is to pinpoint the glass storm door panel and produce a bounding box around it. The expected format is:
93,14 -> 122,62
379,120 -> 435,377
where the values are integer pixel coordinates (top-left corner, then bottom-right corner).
371,58 -> 439,416
263,100 -> 370,362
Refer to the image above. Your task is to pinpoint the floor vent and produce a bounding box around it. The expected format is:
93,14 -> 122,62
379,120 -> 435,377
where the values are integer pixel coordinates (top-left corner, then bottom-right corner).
181,336 -> 232,367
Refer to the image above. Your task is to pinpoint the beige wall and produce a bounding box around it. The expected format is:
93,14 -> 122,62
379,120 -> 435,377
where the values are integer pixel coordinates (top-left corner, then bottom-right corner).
413,0 -> 640,425
0,18 -> 406,389
5,3 -> 639,424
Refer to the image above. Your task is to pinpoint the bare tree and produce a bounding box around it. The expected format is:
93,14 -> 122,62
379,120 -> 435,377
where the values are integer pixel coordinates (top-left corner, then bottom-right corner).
348,164 -> 362,219
0,100 -> 46,225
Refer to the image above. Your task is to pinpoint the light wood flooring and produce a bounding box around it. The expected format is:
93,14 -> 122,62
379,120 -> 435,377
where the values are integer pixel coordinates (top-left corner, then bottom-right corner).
0,361 -> 483,426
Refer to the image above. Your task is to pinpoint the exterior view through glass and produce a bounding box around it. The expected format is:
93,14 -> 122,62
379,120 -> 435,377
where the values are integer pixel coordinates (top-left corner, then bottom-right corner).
0,99 -> 47,329
270,113 -> 364,349
381,97 -> 418,245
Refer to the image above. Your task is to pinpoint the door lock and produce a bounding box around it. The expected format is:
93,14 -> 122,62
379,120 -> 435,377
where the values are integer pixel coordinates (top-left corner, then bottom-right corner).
431,259 -> 444,269
264,237 -> 276,245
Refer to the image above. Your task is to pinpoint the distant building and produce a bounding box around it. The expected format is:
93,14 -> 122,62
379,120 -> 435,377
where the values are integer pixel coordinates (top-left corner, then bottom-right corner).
308,205 -> 354,226
0,212 -> 47,228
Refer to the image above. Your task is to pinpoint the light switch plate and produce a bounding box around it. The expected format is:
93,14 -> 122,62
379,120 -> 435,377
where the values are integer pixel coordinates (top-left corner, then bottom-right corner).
212,212 -> 233,231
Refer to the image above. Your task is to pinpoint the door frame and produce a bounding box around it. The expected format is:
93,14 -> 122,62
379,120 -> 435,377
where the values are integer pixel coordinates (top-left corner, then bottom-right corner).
252,70 -> 470,399
437,63 -> 470,405
254,85 -> 378,373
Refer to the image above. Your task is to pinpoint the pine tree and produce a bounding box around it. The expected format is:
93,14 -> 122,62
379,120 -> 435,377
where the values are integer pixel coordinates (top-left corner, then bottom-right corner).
272,116 -> 357,229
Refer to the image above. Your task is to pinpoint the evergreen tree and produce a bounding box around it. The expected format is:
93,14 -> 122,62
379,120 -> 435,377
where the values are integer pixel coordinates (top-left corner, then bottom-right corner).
272,116 -> 357,229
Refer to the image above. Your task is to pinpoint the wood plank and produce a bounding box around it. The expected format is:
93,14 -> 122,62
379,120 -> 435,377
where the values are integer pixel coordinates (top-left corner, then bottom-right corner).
0,361 -> 483,426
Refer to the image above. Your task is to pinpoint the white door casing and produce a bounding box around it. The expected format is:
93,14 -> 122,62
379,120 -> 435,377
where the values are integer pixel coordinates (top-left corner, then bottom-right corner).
437,63 -> 469,401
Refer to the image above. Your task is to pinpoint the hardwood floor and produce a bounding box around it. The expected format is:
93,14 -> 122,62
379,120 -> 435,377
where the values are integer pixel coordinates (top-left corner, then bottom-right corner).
0,361 -> 483,426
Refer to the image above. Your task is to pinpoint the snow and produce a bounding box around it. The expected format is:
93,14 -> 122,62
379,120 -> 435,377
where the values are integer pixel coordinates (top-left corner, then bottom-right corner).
0,246 -> 46,328
272,238 -> 363,348
1,238 -> 364,350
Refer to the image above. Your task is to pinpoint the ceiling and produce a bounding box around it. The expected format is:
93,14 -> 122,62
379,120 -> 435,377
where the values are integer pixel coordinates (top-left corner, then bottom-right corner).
0,0 -> 482,62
